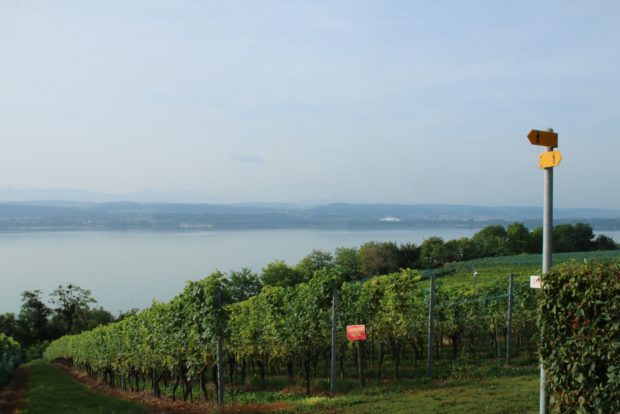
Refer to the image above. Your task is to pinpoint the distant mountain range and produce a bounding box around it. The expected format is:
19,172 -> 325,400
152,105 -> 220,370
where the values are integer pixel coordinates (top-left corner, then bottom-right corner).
0,201 -> 618,231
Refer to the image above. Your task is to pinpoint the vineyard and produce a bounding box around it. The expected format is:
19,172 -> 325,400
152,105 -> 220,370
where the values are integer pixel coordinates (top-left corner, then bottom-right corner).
0,333 -> 20,386
45,260 -> 543,403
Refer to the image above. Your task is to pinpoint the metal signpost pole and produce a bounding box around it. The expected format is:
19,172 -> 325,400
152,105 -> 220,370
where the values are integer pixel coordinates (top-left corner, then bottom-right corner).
527,127 -> 560,414
543,142 -> 553,275
540,134 -> 553,414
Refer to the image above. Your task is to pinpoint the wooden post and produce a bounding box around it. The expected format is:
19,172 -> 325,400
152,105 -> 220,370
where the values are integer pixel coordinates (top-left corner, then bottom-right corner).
330,286 -> 338,394
427,274 -> 436,378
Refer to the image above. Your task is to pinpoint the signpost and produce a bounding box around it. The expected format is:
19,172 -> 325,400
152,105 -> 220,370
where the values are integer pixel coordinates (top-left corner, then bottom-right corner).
346,324 -> 366,386
530,275 -> 542,289
346,325 -> 367,341
527,128 -> 560,414
527,129 -> 558,148
539,150 -> 562,169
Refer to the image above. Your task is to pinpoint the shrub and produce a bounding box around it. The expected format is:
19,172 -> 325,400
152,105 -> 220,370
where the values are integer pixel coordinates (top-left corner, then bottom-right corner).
0,333 -> 21,385
539,261 -> 620,413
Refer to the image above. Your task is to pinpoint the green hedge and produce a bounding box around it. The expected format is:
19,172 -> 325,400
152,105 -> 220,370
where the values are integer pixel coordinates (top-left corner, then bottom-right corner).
0,333 -> 21,386
539,261 -> 620,413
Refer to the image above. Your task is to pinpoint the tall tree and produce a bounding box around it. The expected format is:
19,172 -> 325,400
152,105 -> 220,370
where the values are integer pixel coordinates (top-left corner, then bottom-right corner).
472,225 -> 508,257
397,243 -> 420,269
224,267 -> 263,302
594,234 -> 617,250
572,223 -> 595,251
49,284 -> 96,334
17,290 -> 51,346
359,241 -> 400,276
0,313 -> 19,342
334,247 -> 361,281
84,307 -> 115,331
419,237 -> 447,268
531,227 -> 543,253
506,222 -> 532,255
295,250 -> 334,282
261,260 -> 301,288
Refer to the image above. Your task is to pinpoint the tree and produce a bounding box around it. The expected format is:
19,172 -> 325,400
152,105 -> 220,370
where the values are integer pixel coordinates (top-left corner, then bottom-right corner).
419,237 -> 447,268
553,223 -> 597,253
553,224 -> 577,252
84,307 -> 115,331
506,222 -> 532,255
359,242 -> 399,276
397,243 -> 420,269
295,250 -> 334,282
49,284 -> 96,334
594,234 -> 617,250
18,290 -> 51,346
572,223 -> 595,251
442,239 -> 463,263
0,313 -> 19,341
455,237 -> 481,261
334,247 -> 361,281
531,227 -> 543,253
261,260 -> 301,288
223,267 -> 263,302
472,225 -> 508,257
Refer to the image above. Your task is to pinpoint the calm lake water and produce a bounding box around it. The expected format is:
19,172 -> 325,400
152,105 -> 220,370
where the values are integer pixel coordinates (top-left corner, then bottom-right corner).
1,228 -> 619,314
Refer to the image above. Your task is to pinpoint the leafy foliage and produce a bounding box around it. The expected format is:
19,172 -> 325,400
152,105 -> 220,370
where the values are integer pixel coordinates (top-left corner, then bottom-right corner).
45,263 -> 541,399
261,260 -> 302,288
223,267 -> 263,302
49,284 -> 97,334
539,261 -> 620,413
0,333 -> 20,385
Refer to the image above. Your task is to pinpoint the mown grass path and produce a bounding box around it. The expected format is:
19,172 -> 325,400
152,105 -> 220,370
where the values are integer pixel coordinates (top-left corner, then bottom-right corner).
18,360 -> 147,414
292,375 -> 538,413
3,361 -> 538,413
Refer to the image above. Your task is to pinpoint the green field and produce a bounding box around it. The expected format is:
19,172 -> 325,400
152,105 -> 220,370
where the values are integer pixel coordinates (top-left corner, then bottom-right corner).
19,360 -> 146,414
289,375 -> 538,413
429,249 -> 620,285
12,361 -> 538,413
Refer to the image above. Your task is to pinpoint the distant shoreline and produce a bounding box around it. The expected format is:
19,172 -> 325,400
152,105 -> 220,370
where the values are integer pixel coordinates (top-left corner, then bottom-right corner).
1,202 -> 619,232
1,221 -> 619,232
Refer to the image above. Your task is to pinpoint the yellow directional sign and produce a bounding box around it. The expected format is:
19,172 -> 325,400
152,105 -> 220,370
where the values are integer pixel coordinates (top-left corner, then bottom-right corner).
539,150 -> 563,169
528,130 -> 558,147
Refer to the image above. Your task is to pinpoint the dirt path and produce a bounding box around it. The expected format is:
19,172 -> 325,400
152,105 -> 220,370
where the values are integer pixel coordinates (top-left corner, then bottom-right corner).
55,364 -> 292,413
0,366 -> 29,414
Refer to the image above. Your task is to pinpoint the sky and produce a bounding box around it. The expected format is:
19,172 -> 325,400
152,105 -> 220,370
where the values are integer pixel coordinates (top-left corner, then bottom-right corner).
1,1 -> 619,208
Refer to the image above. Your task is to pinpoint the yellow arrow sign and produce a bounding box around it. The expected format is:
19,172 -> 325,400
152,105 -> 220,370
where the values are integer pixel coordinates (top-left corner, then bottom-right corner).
528,130 -> 558,147
539,150 -> 563,169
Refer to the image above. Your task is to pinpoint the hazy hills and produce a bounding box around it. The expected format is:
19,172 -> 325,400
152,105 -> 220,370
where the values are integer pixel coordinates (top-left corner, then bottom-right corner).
0,201 -> 618,231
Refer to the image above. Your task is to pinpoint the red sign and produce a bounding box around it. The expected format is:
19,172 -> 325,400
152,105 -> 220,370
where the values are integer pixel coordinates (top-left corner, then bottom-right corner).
346,325 -> 367,341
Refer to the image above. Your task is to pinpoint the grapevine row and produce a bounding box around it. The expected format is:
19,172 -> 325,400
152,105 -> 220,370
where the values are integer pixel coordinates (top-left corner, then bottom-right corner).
45,269 -> 538,400
0,333 -> 20,386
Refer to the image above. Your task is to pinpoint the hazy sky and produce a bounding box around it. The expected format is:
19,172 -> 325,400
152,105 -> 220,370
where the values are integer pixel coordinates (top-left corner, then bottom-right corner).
1,1 -> 619,208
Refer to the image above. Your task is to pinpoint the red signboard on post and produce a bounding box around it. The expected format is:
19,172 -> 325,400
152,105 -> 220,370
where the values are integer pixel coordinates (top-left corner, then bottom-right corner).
346,325 -> 367,341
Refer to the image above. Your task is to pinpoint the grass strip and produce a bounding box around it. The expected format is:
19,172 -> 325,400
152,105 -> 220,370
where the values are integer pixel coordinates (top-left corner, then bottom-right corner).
288,374 -> 538,413
21,360 -> 146,414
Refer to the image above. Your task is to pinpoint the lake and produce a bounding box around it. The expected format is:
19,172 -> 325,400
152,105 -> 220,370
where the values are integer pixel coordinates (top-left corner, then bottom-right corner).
1,228 -> 619,314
